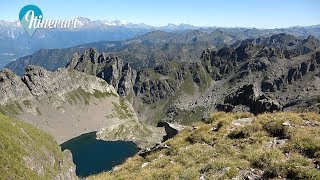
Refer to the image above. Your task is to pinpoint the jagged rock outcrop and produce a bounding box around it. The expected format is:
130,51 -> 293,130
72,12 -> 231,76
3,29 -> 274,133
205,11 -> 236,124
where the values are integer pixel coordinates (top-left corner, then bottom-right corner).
157,121 -> 186,141
67,34 -> 320,124
20,65 -> 115,97
118,63 -> 137,96
133,72 -> 179,104
201,47 -> 237,80
199,34 -> 320,115
262,53 -> 320,92
68,50 -> 188,104
239,58 -> 271,73
0,68 -> 32,105
201,34 -> 320,80
67,48 -> 136,96
223,84 -> 281,114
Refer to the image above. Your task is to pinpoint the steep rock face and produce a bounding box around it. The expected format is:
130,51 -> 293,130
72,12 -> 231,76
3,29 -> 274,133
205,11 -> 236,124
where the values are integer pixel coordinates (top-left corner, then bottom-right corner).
133,70 -> 180,104
239,58 -> 271,73
203,35 -> 320,114
0,69 -> 32,105
200,34 -> 317,80
192,34 -> 320,116
133,62 -> 192,104
69,50 -> 212,109
262,52 -> 320,92
20,65 -> 115,97
68,50 -> 187,103
202,34 -> 319,71
68,34 -> 320,124
202,34 -> 320,79
113,63 -> 137,96
68,50 -> 211,123
224,84 -> 281,114
201,47 -> 237,80
67,48 -> 137,96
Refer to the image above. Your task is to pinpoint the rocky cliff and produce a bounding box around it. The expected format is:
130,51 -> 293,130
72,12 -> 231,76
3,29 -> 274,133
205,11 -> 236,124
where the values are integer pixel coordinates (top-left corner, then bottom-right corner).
201,34 -> 320,114
67,49 -> 137,96
68,34 -> 320,125
67,49 -> 211,123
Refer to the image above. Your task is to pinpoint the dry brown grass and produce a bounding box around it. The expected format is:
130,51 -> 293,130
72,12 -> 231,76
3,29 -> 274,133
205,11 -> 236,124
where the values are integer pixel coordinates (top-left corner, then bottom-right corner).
89,112 -> 320,180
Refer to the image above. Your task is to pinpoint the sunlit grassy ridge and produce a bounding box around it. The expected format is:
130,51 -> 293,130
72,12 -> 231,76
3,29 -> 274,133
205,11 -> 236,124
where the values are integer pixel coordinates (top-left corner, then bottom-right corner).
0,113 -> 72,179
89,112 -> 320,180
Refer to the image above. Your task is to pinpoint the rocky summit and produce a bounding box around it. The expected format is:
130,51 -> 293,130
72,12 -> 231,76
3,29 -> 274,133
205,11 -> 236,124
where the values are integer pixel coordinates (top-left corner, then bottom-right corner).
68,34 -> 320,125
67,49 -> 137,97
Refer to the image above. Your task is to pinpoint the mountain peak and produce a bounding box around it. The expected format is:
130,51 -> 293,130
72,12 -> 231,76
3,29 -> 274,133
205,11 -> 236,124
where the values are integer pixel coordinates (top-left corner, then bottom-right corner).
102,19 -> 129,26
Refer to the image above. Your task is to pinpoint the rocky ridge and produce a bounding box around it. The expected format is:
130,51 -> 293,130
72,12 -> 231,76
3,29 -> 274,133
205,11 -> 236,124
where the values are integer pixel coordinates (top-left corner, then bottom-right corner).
68,34 -> 320,124
0,65 -> 164,148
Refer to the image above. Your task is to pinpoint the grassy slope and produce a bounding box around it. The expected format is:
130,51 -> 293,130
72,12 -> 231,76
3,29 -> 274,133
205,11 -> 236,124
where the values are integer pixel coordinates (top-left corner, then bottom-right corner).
0,113 -> 71,179
89,112 -> 320,180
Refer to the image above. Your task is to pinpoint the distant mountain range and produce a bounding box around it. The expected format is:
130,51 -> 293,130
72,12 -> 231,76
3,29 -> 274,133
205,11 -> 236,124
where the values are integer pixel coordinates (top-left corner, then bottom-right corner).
0,17 -> 200,68
0,17 -> 320,68
5,26 -> 320,76
3,29 -> 242,75
0,18 -> 151,68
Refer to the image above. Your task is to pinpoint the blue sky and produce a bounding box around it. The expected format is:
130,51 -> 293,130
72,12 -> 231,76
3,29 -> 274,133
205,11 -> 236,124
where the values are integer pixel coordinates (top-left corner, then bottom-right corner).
1,0 -> 319,28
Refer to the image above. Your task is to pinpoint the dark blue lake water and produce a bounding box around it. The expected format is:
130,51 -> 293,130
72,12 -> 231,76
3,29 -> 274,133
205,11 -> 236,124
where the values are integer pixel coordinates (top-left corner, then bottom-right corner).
60,132 -> 138,177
